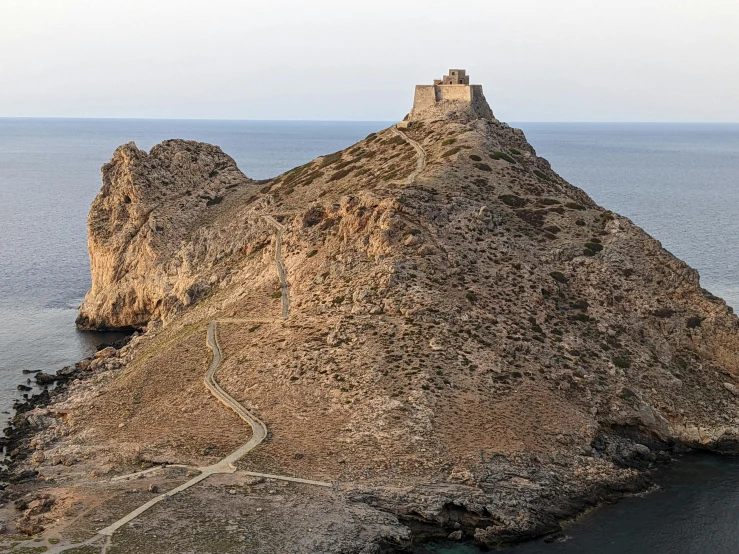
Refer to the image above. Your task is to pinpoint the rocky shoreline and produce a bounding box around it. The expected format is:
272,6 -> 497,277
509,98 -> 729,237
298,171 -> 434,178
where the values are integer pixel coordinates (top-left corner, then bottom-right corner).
1,333 -> 133,475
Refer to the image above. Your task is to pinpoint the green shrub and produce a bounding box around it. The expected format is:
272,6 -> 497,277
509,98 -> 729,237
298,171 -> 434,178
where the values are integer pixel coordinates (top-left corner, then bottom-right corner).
492,151 -> 516,164
539,198 -> 561,205
441,138 -> 457,146
652,308 -> 675,318
620,387 -> 638,400
686,316 -> 702,328
565,202 -> 586,210
441,147 -> 461,158
533,169 -> 552,182
499,194 -> 527,208
306,249 -> 318,258
585,242 -> 603,252
208,169 -> 219,178
613,356 -> 631,369
549,271 -> 568,283
509,147 -> 522,155
333,159 -> 355,171
469,154 -> 482,161
319,151 -> 343,168
466,291 -> 478,303
329,168 -> 353,182
474,162 -> 492,172
297,170 -> 323,187
332,296 -> 345,305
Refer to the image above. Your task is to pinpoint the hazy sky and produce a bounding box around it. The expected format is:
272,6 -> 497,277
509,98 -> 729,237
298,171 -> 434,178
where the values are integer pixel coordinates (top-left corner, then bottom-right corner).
2,0 -> 738,121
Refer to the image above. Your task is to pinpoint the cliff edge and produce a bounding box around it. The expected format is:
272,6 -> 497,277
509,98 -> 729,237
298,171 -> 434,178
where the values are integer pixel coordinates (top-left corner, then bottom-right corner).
76,139 -> 256,330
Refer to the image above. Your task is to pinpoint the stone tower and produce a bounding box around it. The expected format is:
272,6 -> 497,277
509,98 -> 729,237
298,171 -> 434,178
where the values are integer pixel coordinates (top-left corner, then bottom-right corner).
409,69 -> 493,121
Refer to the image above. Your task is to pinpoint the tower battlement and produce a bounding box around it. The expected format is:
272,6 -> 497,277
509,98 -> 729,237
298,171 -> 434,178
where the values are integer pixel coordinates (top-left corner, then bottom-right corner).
409,69 -> 492,121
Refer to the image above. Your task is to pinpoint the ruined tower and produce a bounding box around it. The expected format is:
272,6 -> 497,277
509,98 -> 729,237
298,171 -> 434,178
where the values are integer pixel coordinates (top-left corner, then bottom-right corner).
409,69 -> 493,121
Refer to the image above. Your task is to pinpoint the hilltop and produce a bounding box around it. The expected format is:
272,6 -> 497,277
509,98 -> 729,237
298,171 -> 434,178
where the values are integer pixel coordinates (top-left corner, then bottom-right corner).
3,71 -> 739,552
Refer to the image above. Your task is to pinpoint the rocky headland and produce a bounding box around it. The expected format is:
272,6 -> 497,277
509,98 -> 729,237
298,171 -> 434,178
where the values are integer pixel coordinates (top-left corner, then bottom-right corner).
2,74 -> 739,552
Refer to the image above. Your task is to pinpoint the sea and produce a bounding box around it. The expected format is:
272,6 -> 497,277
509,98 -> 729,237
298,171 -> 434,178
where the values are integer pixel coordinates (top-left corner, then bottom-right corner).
1,119 -> 739,552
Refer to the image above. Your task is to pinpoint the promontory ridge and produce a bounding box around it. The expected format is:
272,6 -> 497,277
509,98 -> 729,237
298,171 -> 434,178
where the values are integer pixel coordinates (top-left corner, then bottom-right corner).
3,70 -> 739,552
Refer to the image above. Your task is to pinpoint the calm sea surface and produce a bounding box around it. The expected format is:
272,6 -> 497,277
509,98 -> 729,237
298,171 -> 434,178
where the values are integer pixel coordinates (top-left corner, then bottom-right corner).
1,119 -> 739,551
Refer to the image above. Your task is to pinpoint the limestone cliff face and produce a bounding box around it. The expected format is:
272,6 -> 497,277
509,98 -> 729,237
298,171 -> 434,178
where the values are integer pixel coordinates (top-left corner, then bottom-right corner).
76,139 -> 256,330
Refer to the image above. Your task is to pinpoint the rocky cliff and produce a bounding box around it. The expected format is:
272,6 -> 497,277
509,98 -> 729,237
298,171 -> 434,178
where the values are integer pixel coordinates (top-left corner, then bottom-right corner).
8,85 -> 739,551
76,139 -> 257,330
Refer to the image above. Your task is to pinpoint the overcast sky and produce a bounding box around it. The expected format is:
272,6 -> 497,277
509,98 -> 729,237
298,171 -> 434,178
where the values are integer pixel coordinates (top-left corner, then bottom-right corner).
2,0 -> 738,121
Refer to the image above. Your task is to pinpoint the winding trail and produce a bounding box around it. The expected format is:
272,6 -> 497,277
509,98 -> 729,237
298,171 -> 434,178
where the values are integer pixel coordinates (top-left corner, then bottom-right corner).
391,126 -> 426,185
55,214 -> 329,552
43,133 -> 430,554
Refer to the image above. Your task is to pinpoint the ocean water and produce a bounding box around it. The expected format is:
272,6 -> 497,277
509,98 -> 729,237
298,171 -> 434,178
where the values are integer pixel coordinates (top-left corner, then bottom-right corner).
1,118 -> 739,550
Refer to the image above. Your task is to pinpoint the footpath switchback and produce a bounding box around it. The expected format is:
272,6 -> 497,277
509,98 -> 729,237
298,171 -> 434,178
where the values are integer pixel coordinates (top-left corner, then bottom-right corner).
50,215 -> 329,553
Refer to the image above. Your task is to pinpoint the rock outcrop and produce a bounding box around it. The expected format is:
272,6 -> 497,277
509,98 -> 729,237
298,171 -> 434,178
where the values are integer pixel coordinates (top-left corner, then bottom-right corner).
76,139 -> 256,330
14,78 -> 739,551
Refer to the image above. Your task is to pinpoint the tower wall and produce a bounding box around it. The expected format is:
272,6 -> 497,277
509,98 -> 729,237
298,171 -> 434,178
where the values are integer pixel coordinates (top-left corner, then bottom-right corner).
412,85 -> 438,115
436,85 -> 473,103
409,71 -> 494,121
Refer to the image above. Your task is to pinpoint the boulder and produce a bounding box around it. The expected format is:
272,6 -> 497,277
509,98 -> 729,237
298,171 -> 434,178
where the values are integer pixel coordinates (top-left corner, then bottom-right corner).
95,346 -> 117,359
34,372 -> 56,385
16,517 -> 44,536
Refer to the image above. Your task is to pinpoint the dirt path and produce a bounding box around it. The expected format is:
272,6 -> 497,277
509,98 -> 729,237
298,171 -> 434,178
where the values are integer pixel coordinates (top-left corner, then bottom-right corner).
391,126 -> 426,184
47,215 -> 328,553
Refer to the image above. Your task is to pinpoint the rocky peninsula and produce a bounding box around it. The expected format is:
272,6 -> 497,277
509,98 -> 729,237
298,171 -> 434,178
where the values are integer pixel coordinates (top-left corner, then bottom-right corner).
2,70 -> 739,552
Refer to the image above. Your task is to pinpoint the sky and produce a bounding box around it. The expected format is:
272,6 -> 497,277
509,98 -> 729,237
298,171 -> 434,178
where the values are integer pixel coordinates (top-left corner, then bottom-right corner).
1,0 -> 738,122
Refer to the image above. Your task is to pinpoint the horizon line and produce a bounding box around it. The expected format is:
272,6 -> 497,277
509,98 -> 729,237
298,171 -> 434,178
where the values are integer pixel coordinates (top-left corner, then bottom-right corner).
1,116 -> 738,125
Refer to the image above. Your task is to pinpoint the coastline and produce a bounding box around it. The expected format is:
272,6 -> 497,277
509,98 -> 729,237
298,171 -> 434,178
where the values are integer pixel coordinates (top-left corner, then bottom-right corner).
3,117 -> 739,550
2,332 -> 133,473
0,339 -> 724,551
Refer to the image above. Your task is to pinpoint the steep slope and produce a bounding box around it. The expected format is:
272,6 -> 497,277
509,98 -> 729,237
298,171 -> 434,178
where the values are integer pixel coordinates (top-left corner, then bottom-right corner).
76,139 -> 258,330
7,88 -> 739,551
